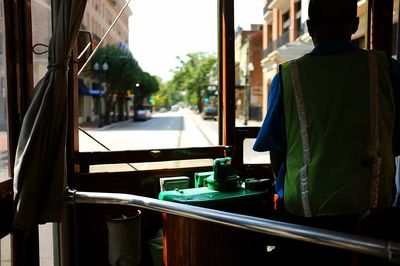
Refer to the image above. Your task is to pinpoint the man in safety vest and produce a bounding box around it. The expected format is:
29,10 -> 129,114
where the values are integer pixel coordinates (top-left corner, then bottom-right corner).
254,0 -> 400,263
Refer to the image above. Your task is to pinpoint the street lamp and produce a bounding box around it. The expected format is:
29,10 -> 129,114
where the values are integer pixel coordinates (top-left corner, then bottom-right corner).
93,61 -> 109,127
244,62 -> 254,125
132,83 -> 140,120
93,61 -> 109,84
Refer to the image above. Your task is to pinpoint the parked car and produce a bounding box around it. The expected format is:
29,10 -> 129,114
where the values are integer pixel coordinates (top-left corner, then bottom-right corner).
158,106 -> 168,112
201,106 -> 218,120
134,108 -> 152,121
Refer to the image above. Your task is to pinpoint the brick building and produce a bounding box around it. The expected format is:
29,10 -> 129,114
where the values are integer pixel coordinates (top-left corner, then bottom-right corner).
235,24 -> 264,123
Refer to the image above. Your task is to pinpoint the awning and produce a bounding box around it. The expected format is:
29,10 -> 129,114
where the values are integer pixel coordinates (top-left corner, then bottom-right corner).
261,35 -> 313,73
78,79 -> 104,95
275,38 -> 314,59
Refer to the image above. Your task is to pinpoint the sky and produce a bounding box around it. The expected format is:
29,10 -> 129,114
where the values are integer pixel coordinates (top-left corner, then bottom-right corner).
128,0 -> 264,82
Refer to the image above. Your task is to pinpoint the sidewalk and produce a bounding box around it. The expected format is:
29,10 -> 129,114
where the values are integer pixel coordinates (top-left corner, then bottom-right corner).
79,118 -> 132,131
1,223 -> 54,266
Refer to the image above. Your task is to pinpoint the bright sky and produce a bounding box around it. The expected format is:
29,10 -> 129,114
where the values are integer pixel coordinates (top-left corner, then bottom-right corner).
128,0 -> 264,82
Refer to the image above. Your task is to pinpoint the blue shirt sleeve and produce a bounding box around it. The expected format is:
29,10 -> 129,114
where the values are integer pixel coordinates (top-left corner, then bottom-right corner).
390,58 -> 400,205
253,72 -> 286,153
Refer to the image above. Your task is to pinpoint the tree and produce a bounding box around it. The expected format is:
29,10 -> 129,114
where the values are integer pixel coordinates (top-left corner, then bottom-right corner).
92,45 -> 142,124
152,77 -> 169,108
91,45 -> 159,124
169,52 -> 217,113
133,71 -> 160,114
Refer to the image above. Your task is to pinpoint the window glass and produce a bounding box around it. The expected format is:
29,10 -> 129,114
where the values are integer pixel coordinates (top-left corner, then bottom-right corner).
0,235 -> 11,265
234,0 -> 264,128
234,0 -> 268,164
78,0 -> 218,171
32,0 -> 52,86
243,138 -> 270,164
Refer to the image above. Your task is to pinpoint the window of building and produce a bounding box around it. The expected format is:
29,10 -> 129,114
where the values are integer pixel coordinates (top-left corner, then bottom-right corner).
282,10 -> 290,34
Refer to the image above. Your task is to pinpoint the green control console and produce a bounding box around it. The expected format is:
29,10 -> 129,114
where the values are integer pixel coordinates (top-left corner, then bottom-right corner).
159,157 -> 271,217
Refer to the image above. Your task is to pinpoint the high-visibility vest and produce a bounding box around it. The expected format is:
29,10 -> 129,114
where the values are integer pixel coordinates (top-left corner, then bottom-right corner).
280,48 -> 395,217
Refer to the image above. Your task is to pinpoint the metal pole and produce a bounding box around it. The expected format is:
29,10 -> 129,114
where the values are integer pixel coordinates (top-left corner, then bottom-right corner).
78,0 -> 133,76
65,189 -> 400,264
244,83 -> 249,125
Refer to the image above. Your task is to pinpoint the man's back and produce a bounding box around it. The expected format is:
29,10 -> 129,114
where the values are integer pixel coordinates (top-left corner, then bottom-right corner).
280,48 -> 395,217
253,0 -> 398,218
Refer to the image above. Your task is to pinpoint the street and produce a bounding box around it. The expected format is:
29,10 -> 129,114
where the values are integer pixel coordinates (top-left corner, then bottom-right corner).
79,108 -> 221,171
79,107 -> 269,171
79,108 -> 218,152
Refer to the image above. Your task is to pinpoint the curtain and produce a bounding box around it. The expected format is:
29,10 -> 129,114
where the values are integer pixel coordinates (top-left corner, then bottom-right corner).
13,0 -> 87,230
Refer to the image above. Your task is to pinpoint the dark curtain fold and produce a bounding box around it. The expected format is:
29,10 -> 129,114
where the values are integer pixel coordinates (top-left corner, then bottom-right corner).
13,0 -> 87,230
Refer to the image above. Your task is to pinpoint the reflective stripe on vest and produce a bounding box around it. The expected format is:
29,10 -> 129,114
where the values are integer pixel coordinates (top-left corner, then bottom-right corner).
290,61 -> 312,217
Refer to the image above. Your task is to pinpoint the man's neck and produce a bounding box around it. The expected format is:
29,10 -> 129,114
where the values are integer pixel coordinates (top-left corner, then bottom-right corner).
310,37 -> 355,55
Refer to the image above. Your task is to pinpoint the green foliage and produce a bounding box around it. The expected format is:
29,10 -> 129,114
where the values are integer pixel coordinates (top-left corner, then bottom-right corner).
164,79 -> 184,105
153,81 -> 170,107
168,52 -> 217,112
133,71 -> 159,106
92,45 -> 160,101
92,47 -> 215,113
92,45 -> 139,93
90,45 -> 160,123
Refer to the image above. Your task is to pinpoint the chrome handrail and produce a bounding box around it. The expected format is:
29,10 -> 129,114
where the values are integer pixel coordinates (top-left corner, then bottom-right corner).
65,189 -> 400,264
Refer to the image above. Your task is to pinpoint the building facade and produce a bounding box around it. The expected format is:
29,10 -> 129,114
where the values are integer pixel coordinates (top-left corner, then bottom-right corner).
259,0 -> 399,119
235,24 -> 264,123
79,0 -> 132,124
82,0 -> 130,47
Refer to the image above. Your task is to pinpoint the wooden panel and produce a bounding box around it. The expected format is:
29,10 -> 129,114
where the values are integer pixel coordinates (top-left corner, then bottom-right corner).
76,166 -> 213,193
219,0 -> 236,146
162,214 -> 190,266
0,179 -> 13,238
232,126 -> 260,165
76,146 -> 230,165
162,214 -> 267,266
369,0 -> 394,55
